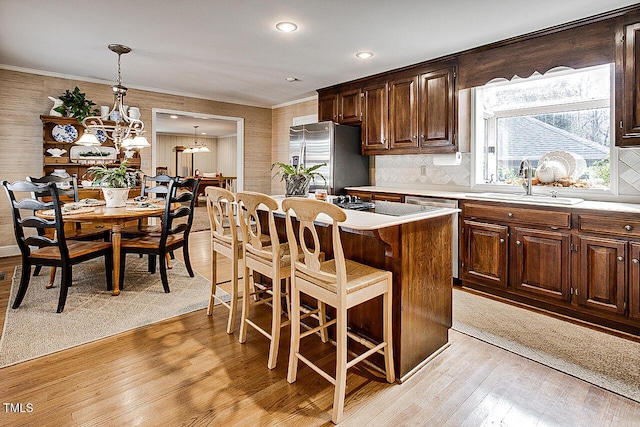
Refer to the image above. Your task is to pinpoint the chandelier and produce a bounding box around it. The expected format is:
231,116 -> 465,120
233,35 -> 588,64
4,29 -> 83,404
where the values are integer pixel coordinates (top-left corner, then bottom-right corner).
78,44 -> 150,152
183,125 -> 210,153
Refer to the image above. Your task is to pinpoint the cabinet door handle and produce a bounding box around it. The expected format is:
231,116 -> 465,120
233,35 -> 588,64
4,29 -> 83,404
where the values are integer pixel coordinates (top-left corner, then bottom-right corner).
500,238 -> 505,243
550,226 -> 559,230
508,213 -> 514,218
617,256 -> 624,262
632,258 -> 639,264
625,225 -> 633,231
516,240 -> 521,245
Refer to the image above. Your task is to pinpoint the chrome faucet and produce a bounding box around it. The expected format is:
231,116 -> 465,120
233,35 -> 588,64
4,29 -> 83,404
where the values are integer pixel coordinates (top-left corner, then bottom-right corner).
519,158 -> 533,196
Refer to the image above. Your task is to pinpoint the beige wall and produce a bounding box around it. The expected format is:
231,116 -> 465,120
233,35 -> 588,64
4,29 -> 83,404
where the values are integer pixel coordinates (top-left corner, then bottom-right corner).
156,134 -> 218,176
0,69 -> 272,252
270,99 -> 318,194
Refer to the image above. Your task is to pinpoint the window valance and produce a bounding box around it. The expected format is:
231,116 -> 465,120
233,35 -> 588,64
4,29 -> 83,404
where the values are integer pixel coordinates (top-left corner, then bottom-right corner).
457,18 -> 616,90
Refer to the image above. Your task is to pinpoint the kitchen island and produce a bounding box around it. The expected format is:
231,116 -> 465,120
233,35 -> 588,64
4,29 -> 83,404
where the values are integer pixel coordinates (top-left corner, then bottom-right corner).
266,196 -> 459,381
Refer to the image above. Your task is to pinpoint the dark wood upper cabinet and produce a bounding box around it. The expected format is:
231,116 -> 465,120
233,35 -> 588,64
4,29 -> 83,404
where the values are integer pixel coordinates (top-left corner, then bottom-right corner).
389,76 -> 419,149
318,61 -> 457,156
338,89 -> 362,124
418,67 -> 456,151
361,83 -> 389,153
318,93 -> 337,122
618,21 -> 640,146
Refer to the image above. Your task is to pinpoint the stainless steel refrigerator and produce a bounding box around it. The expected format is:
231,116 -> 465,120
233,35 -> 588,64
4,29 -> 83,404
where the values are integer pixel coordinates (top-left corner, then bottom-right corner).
289,121 -> 369,195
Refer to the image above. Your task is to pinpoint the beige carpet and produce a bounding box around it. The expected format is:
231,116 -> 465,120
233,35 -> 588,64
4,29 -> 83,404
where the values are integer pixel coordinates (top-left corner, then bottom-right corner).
0,257 -> 229,368
190,205 -> 211,232
452,288 -> 640,403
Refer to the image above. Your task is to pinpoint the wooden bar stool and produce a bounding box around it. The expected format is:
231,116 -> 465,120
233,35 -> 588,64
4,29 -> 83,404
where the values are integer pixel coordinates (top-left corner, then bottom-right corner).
205,186 -> 242,334
236,191 -> 295,369
282,198 -> 395,424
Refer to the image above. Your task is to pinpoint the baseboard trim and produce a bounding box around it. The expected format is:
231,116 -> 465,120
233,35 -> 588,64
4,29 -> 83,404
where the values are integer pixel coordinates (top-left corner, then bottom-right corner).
398,341 -> 451,383
0,245 -> 20,258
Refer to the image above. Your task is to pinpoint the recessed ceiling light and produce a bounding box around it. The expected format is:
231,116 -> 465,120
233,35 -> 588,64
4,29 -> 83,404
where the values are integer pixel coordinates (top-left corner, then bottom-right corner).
356,51 -> 374,59
276,21 -> 298,32
170,115 -> 178,119
201,132 -> 207,135
285,77 -> 299,82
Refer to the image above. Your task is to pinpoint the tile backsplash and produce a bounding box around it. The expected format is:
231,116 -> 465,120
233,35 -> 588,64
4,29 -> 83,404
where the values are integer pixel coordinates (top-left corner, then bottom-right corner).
375,153 -> 471,188
375,149 -> 640,198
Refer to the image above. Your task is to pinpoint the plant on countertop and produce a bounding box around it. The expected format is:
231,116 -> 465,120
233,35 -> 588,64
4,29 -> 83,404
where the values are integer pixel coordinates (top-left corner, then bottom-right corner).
271,161 -> 327,196
53,86 -> 99,122
85,161 -> 136,188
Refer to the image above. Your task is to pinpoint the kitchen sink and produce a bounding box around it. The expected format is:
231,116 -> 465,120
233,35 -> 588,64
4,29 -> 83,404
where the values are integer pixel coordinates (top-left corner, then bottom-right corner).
469,192 -> 584,205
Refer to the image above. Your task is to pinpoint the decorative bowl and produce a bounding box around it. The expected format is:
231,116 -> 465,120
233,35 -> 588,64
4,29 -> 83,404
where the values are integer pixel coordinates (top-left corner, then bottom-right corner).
46,148 -> 67,157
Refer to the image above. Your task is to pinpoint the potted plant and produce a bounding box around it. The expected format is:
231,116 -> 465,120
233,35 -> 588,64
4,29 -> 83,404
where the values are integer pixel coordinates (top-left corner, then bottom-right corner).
271,162 -> 327,197
53,86 -> 100,123
85,161 -> 136,207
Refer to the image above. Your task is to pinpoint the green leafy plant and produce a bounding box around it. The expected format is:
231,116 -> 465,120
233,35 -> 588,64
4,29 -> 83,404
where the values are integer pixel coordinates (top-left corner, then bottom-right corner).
591,157 -> 610,185
53,86 -> 99,122
271,162 -> 327,196
85,161 -> 135,188
79,150 -> 108,157
271,162 -> 327,185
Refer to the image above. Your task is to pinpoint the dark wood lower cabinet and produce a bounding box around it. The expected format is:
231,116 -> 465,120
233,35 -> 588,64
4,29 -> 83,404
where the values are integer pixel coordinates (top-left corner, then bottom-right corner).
460,220 -> 508,289
631,243 -> 640,320
577,235 -> 627,315
512,227 -> 571,303
459,200 -> 640,336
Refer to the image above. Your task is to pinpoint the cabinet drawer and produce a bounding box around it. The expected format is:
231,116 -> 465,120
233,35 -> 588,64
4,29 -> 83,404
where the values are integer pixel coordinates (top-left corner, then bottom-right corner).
463,203 -> 571,229
578,214 -> 640,238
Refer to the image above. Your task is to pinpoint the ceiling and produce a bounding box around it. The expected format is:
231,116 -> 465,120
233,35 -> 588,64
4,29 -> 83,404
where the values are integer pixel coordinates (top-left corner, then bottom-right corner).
0,0 -> 637,109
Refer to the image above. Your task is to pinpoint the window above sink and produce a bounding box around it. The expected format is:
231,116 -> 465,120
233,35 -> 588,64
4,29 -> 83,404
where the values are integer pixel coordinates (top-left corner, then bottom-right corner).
472,64 -> 613,196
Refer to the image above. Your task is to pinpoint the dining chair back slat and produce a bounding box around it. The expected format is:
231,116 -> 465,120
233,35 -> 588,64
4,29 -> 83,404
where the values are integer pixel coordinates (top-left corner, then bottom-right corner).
140,174 -> 172,199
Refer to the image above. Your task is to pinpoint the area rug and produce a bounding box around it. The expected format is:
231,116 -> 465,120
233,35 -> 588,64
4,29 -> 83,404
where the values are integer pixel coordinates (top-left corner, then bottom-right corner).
190,205 -> 211,232
0,257 -> 229,368
452,288 -> 640,403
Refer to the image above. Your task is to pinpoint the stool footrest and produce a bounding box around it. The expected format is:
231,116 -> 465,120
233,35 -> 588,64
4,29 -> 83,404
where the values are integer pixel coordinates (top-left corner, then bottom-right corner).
296,353 -> 336,386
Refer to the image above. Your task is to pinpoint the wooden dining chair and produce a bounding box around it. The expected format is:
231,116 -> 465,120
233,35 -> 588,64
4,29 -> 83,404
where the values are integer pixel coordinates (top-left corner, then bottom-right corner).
236,191 -> 300,369
122,174 -> 174,231
2,180 -> 113,313
118,177 -> 200,292
282,198 -> 395,424
27,174 -> 110,288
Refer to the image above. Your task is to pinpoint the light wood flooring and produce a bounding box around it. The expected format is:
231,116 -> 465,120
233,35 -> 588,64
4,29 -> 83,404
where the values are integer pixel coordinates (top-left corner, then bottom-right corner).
0,231 -> 639,426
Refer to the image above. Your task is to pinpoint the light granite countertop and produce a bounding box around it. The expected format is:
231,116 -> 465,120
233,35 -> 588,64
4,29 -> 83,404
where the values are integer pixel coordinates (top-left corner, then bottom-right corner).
270,195 -> 459,231
347,186 -> 640,215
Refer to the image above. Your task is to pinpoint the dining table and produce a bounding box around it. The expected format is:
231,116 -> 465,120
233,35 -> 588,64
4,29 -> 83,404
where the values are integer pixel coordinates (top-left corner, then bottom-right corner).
37,200 -> 179,296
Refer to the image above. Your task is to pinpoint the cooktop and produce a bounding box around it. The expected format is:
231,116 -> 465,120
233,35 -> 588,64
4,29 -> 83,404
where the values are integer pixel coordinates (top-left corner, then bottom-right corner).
332,199 -> 444,217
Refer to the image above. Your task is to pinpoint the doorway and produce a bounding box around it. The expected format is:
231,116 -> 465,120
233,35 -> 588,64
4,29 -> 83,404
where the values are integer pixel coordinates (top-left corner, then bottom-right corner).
151,108 -> 244,191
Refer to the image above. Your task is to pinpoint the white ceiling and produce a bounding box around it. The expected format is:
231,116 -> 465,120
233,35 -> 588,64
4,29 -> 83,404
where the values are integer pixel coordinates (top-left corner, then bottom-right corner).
0,0 -> 636,110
